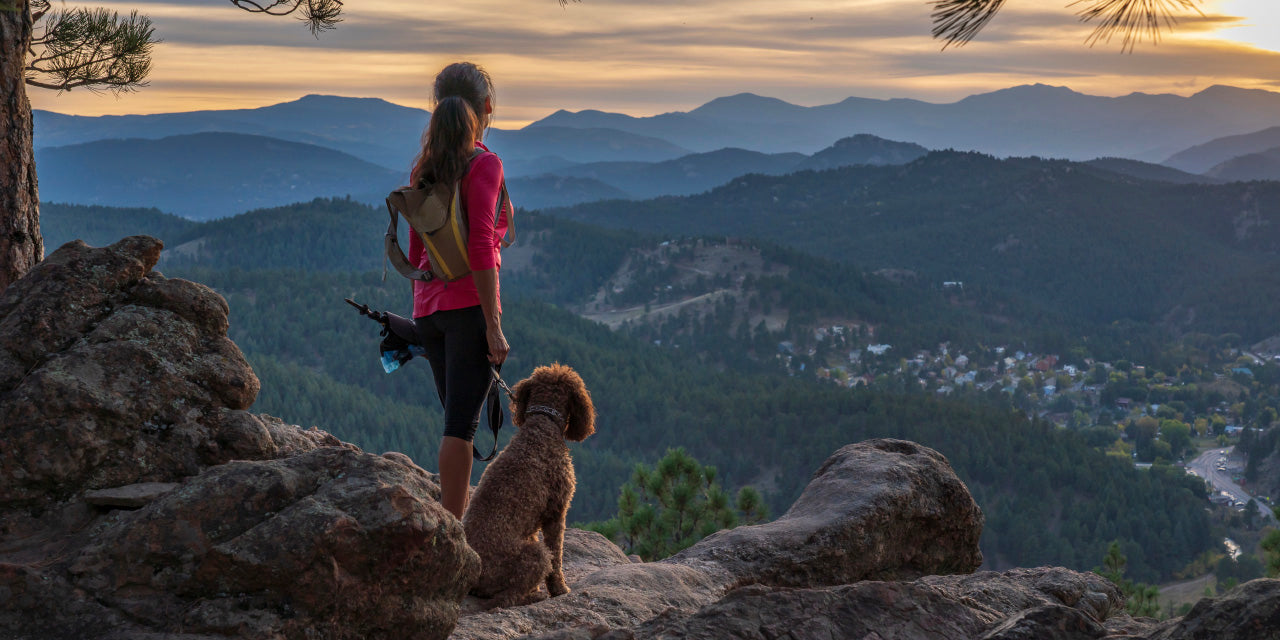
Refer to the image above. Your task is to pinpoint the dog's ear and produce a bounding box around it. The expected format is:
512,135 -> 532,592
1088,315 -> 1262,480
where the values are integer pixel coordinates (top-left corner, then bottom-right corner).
563,370 -> 595,442
509,375 -> 532,427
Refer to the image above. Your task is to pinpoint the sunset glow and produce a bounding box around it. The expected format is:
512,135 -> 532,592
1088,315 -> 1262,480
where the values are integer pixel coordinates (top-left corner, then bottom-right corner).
28,0 -> 1280,127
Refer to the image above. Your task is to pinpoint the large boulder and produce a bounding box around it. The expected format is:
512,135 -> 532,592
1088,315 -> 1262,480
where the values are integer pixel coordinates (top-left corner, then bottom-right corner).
670,438 -> 985,586
453,438 -> 986,640
68,447 -> 477,639
0,237 -> 264,515
0,237 -> 479,640
1146,578 -> 1280,640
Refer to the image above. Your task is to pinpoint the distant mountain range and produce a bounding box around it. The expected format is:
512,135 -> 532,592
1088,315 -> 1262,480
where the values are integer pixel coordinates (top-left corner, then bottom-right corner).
33,95 -> 690,174
32,86 -> 1280,218
35,130 -> 932,216
1163,126 -> 1280,174
37,84 -> 1280,167
1204,147 -> 1280,182
531,84 -> 1280,161
36,132 -> 403,220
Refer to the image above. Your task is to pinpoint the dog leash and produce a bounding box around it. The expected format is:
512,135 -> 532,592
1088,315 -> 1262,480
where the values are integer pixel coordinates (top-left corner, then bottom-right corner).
474,365 -> 513,462
490,365 -> 514,397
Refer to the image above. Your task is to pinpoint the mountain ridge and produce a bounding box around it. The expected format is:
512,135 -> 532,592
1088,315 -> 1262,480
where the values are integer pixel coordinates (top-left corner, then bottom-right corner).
35,132 -> 403,220
35,84 -> 1280,168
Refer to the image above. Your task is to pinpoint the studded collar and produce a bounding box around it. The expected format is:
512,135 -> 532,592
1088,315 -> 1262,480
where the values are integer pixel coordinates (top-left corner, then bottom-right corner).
525,404 -> 565,425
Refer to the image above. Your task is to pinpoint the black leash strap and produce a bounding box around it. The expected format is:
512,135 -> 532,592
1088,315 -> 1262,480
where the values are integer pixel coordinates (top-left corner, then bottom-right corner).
474,364 -> 508,461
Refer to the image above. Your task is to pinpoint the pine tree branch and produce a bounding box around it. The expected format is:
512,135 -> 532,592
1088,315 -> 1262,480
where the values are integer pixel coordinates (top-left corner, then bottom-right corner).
229,0 -> 343,36
25,7 -> 157,94
932,0 -> 1202,49
1073,0 -> 1203,51
931,0 -> 1006,49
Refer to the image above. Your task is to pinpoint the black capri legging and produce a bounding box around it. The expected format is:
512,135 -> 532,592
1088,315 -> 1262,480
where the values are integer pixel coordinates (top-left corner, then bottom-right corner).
414,305 -> 493,442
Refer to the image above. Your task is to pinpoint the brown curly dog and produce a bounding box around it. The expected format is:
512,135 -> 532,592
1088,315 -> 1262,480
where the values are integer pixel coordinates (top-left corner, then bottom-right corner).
462,363 -> 596,609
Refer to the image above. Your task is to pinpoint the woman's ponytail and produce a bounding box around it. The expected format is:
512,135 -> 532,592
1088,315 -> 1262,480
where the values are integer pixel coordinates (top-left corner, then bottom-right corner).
410,61 -> 495,187
412,96 -> 479,187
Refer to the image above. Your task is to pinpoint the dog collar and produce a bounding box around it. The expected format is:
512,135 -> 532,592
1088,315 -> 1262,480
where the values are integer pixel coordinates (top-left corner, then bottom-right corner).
525,404 -> 564,424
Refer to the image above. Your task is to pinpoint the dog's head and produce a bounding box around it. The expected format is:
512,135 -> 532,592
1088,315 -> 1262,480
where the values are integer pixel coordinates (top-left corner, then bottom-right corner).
509,363 -> 595,442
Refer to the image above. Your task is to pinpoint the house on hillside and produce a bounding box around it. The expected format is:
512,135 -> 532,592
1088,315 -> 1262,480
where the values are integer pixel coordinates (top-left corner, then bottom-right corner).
1116,398 -> 1133,411
1034,355 -> 1059,372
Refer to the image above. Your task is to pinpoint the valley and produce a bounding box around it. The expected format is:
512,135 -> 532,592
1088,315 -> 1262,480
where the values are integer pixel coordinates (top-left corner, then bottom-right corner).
26,82 -> 1280,608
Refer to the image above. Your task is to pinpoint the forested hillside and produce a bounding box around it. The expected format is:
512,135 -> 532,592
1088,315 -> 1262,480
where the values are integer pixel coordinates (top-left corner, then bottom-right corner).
549,151 -> 1280,341
41,199 -> 1223,583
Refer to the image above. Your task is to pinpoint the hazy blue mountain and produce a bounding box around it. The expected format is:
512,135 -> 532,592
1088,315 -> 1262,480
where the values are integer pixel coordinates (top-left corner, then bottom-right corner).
530,84 -> 1280,161
550,148 -> 806,199
523,135 -> 923,203
36,132 -> 403,220
485,126 -> 689,165
35,96 -> 691,175
506,174 -> 631,209
500,154 -> 581,179
795,134 -> 928,171
1205,147 -> 1280,182
1163,125 -> 1280,174
1084,157 -> 1223,185
35,95 -> 428,171
36,85 -> 1280,176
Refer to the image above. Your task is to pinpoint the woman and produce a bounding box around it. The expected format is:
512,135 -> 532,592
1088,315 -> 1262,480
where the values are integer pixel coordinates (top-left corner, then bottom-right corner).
408,62 -> 510,519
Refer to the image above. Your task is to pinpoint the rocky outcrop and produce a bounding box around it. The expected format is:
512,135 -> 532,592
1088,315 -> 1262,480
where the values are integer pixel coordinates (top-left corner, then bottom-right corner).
1145,578 -> 1280,640
4,235 -> 1279,640
670,438 -> 984,586
0,237 -> 479,640
453,438 -> 986,640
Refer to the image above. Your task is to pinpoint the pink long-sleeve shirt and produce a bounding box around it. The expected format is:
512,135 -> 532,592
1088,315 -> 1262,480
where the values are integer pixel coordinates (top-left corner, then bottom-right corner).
409,142 -> 509,318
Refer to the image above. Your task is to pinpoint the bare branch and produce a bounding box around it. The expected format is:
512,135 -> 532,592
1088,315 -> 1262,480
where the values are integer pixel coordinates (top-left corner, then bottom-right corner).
24,75 -> 146,92
230,0 -> 344,36
30,0 -> 51,23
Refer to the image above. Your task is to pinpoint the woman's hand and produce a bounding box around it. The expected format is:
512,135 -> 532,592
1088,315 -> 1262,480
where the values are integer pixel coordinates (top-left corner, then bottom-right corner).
486,325 -> 509,365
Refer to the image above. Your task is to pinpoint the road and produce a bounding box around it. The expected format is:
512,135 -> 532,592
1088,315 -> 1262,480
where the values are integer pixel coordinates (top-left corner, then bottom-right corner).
1186,447 -> 1278,526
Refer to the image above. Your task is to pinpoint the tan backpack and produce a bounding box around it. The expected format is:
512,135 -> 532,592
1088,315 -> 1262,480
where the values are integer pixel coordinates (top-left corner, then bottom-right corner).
384,150 -> 514,282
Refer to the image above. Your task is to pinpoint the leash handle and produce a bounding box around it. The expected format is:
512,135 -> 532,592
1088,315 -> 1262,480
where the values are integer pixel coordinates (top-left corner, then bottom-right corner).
491,365 -> 514,397
473,364 -> 507,462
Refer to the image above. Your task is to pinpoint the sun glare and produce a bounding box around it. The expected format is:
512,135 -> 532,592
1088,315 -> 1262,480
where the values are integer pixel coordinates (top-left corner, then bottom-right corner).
1208,0 -> 1280,51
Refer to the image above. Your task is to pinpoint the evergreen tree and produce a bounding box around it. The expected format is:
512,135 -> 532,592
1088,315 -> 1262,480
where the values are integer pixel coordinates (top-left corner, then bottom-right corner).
1096,540 -> 1162,618
1263,529 -> 1280,579
585,448 -> 768,561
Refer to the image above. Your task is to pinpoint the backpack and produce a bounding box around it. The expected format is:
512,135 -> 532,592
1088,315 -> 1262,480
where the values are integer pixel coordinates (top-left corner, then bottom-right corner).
384,149 -> 514,282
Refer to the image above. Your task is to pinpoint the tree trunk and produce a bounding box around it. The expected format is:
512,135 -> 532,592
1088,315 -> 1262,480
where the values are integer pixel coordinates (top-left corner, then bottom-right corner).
0,0 -> 41,293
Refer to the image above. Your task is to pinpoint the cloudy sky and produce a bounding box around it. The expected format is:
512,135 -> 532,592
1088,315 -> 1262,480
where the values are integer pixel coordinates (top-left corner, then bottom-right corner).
28,0 -> 1280,127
